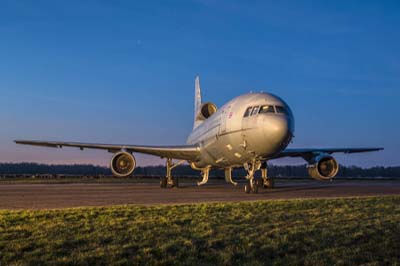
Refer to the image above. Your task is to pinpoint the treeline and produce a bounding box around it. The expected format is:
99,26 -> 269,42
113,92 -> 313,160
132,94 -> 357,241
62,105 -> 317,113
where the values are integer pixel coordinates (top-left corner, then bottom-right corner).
0,163 -> 110,176
0,163 -> 399,178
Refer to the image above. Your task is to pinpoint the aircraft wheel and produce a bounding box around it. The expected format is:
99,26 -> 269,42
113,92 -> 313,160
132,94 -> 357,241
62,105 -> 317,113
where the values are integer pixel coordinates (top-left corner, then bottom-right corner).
160,177 -> 167,188
252,181 -> 259,194
255,179 -> 262,187
172,176 -> 179,188
263,178 -> 275,189
244,183 -> 251,194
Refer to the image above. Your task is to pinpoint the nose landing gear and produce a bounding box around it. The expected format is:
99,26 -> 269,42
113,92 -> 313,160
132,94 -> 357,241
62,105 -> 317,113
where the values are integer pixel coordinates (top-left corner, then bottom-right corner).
243,160 -> 275,193
244,178 -> 259,194
244,159 -> 261,194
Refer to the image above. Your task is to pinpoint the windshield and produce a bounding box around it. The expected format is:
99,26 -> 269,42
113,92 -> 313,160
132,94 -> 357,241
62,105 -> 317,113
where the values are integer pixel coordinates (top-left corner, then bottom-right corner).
275,106 -> 288,115
259,105 -> 275,114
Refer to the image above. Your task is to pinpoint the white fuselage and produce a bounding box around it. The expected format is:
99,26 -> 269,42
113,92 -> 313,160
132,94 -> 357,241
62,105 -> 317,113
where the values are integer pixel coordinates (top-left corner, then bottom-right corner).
187,93 -> 295,168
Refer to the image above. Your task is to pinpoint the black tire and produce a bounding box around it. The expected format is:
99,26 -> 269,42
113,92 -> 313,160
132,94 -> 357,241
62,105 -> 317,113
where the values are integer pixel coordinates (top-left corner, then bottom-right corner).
252,181 -> 259,194
172,176 -> 179,188
244,183 -> 251,194
263,178 -> 275,189
160,177 -> 167,188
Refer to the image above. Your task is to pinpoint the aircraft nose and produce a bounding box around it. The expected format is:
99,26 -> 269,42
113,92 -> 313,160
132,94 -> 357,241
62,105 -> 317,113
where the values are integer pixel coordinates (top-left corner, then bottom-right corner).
263,115 -> 293,148
270,116 -> 289,136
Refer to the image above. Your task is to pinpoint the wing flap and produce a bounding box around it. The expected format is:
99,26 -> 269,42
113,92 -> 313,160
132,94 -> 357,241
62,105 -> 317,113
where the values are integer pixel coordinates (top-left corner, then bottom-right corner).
15,140 -> 200,161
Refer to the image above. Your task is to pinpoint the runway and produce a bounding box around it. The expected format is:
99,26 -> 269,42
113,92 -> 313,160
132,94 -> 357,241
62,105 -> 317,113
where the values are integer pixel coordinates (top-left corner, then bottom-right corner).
0,180 -> 399,210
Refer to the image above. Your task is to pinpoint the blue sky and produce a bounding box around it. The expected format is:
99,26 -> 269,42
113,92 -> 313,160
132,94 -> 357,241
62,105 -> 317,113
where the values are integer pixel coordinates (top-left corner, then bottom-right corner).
0,0 -> 399,166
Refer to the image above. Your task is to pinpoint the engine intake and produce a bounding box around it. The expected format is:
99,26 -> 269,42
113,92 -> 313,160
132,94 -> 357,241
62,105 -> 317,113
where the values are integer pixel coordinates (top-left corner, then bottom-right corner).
196,102 -> 217,120
307,155 -> 339,181
110,151 -> 136,177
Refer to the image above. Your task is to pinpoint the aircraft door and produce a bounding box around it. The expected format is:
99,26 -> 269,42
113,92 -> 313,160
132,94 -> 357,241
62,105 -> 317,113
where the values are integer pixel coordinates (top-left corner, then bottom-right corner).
242,106 -> 255,130
219,105 -> 231,135
241,105 -> 259,145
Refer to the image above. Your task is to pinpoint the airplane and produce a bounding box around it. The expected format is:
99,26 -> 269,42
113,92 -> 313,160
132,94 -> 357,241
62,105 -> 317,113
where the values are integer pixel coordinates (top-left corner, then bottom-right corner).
15,76 -> 383,193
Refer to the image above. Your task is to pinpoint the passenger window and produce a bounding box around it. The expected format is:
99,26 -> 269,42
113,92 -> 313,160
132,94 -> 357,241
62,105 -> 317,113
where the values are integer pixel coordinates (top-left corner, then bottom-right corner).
243,107 -> 252,117
251,106 -> 260,116
275,106 -> 287,114
259,105 -> 275,114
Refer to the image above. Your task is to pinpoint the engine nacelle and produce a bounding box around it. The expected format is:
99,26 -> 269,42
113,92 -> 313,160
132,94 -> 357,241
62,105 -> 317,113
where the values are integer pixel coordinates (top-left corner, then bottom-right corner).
110,151 -> 136,177
196,102 -> 217,121
307,154 -> 339,181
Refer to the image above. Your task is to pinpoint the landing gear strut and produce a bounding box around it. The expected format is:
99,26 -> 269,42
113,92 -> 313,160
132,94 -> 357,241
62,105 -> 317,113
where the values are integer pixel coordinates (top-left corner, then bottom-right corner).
197,167 -> 210,186
190,163 -> 211,186
261,162 -> 275,189
244,159 -> 261,194
160,158 -> 185,188
224,168 -> 238,186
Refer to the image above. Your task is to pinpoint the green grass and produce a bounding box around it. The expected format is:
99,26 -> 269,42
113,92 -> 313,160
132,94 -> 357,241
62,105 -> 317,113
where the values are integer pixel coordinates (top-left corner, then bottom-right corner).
1,196 -> 399,266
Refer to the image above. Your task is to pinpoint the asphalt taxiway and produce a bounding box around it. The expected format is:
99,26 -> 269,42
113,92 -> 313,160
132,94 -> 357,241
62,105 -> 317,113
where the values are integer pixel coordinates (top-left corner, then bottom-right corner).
0,179 -> 399,210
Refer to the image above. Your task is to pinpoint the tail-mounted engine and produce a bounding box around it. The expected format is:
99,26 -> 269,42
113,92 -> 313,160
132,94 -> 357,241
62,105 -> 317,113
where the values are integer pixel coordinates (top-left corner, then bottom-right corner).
307,154 -> 339,181
196,102 -> 217,121
110,151 -> 136,177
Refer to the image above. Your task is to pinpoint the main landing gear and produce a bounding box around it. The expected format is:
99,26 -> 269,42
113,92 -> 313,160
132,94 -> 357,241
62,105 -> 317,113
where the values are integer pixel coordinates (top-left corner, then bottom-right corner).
261,161 -> 275,189
243,160 -> 275,193
160,158 -> 185,188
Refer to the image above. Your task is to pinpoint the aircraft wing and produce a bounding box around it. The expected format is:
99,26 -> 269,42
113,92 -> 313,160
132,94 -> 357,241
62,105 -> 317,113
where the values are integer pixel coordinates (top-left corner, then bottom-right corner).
273,147 -> 383,160
14,140 -> 201,161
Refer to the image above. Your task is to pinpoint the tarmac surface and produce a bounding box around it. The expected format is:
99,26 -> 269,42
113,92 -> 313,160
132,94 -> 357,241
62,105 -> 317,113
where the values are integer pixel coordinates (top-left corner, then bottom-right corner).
1,180 -> 400,210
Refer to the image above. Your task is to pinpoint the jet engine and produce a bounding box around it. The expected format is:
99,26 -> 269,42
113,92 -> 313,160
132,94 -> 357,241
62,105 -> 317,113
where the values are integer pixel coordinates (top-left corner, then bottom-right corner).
196,102 -> 218,120
307,154 -> 339,181
110,151 -> 136,177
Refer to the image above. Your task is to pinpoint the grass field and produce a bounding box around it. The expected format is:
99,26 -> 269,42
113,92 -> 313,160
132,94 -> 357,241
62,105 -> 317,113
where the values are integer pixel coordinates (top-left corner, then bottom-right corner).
1,196 -> 399,265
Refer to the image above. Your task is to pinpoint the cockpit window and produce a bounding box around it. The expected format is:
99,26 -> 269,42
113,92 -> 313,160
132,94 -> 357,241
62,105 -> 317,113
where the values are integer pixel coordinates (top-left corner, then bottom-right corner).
259,105 -> 275,114
244,105 -> 289,117
275,106 -> 288,115
251,106 -> 260,116
243,107 -> 253,117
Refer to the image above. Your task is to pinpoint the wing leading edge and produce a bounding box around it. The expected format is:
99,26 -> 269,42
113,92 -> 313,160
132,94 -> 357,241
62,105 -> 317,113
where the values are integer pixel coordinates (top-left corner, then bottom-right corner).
14,140 -> 201,161
273,147 -> 383,160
